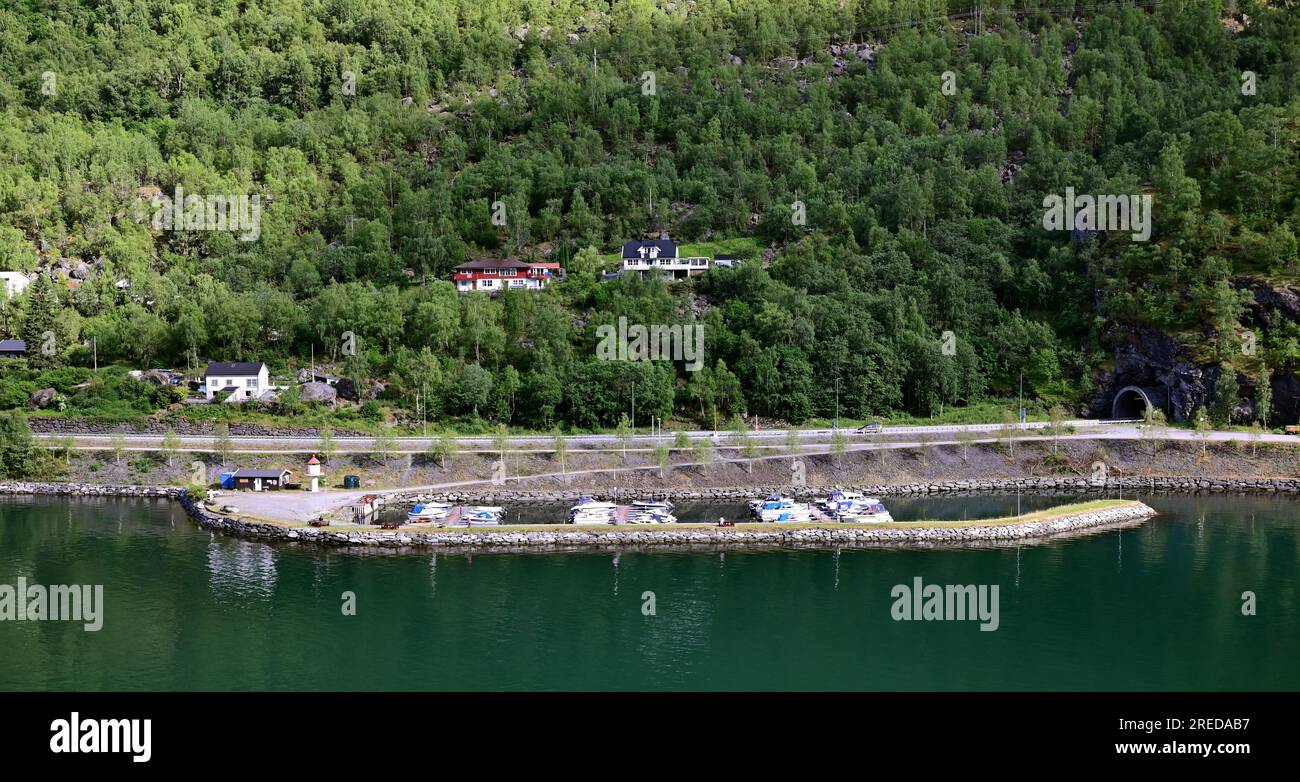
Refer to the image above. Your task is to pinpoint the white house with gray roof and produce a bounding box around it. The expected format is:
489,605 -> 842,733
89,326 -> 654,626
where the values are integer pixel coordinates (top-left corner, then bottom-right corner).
204,361 -> 270,401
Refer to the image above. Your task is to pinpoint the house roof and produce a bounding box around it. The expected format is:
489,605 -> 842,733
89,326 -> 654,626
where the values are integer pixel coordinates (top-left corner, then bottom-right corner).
307,454 -> 320,465
621,239 -> 678,259
232,469 -> 290,479
454,258 -> 530,271
0,339 -> 26,352
206,361 -> 265,376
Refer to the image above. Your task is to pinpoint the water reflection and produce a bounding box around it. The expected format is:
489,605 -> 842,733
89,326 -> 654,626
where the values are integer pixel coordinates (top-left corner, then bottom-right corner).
207,540 -> 277,601
5,492 -> 1299,691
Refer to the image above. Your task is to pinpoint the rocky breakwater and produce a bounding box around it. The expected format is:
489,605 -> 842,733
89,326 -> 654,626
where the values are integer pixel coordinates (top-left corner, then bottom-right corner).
176,494 -> 1157,552
0,481 -> 182,499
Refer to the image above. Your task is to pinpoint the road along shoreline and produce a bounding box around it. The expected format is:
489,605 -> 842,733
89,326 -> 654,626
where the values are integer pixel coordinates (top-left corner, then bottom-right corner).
0,479 -> 1176,550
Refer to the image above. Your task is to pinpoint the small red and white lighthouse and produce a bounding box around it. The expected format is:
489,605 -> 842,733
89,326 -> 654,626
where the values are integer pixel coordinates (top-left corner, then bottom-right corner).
306,453 -> 323,492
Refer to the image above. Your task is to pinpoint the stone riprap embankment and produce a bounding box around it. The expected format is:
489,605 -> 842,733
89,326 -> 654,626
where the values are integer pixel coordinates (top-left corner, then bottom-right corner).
27,417 -> 369,438
0,482 -> 180,498
0,480 -> 1163,551
385,475 -> 1300,506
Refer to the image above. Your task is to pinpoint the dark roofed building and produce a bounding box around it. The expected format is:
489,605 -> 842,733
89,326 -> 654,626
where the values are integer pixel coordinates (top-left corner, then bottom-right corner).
620,238 -> 707,279
230,468 -> 291,491
620,239 -> 678,261
204,361 -> 270,401
0,339 -> 27,358
207,361 -> 265,376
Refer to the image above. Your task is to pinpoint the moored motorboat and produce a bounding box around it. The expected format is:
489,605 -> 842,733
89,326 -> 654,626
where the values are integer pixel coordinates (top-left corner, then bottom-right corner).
569,496 -> 618,525
632,498 -> 674,510
749,494 -> 813,523
463,509 -> 502,526
407,502 -> 453,523
818,491 -> 893,522
628,508 -> 677,524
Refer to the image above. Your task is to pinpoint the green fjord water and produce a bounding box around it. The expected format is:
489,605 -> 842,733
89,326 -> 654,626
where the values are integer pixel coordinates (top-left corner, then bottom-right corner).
0,493 -> 1296,691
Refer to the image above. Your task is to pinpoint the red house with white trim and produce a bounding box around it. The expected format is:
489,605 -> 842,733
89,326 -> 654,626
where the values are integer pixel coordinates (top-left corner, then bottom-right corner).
453,259 -> 562,292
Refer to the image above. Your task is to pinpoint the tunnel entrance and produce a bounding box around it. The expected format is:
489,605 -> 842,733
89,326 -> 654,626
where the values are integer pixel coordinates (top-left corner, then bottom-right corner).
1112,385 -> 1154,420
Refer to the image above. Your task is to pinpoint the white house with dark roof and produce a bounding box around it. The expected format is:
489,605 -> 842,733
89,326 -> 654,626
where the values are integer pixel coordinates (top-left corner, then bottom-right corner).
204,361 -> 270,401
620,239 -> 709,279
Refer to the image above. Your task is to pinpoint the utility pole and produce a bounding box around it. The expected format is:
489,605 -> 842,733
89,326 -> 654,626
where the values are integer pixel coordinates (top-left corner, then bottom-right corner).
834,378 -> 840,430
631,379 -> 636,435
1019,373 -> 1025,424
92,336 -> 97,372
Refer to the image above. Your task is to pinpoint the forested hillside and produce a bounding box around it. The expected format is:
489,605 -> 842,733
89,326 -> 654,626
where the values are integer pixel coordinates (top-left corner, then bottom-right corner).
1,0 -> 1298,430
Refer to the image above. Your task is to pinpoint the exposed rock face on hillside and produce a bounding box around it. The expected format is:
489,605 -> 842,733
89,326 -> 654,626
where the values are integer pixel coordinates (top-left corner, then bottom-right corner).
298,382 -> 338,404
1090,282 -> 1300,423
1089,325 -> 1204,421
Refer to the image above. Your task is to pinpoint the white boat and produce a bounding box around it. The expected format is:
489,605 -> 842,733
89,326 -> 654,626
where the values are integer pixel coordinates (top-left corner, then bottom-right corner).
571,514 -> 615,525
749,494 -> 813,523
570,497 -> 617,525
463,509 -> 501,526
628,509 -> 676,525
570,496 -> 617,512
407,502 -> 453,522
632,499 -> 674,510
815,490 -> 863,512
819,491 -> 893,522
571,510 -> 616,525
